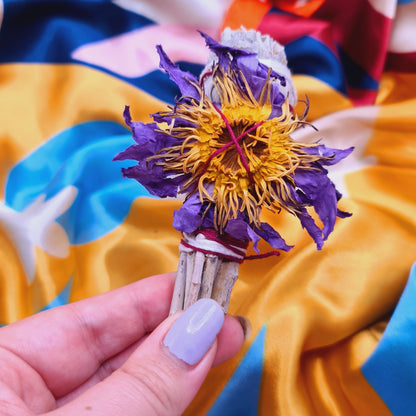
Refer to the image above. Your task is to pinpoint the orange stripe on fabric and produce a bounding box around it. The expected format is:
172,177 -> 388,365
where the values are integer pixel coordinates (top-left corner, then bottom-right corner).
293,75 -> 353,120
369,73 -> 416,170
220,0 -> 270,31
221,0 -> 325,33
274,0 -> 325,17
296,321 -> 392,415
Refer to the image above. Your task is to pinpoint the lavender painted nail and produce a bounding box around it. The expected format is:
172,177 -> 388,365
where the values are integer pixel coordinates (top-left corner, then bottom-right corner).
163,298 -> 224,365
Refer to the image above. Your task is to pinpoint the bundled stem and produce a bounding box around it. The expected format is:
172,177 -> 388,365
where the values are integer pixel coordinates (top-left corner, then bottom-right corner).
169,247 -> 239,315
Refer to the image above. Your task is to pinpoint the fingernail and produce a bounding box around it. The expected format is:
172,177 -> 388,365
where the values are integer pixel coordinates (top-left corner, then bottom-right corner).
163,299 -> 224,365
234,315 -> 252,340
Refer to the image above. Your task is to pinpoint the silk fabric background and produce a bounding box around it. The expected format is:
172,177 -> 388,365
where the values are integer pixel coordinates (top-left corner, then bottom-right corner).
1,0 -> 416,414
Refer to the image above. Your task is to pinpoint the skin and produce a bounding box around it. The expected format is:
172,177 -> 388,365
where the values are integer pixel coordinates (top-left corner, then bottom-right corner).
0,273 -> 245,416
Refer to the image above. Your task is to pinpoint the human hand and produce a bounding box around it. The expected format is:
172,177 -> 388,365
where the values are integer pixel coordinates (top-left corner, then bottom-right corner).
0,273 -> 246,415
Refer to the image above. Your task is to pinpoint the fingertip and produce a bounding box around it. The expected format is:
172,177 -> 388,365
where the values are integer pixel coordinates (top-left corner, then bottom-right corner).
163,299 -> 224,366
213,314 -> 247,366
234,315 -> 252,340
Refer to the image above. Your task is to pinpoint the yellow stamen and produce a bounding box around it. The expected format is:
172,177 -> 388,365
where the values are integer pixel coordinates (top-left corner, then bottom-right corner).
151,64 -> 328,230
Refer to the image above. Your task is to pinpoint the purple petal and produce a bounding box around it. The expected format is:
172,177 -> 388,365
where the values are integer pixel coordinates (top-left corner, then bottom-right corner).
113,144 -> 143,162
232,58 -> 287,118
199,32 -> 289,119
246,226 -> 262,253
226,219 -> 292,253
152,108 -> 198,129
199,31 -> 254,69
268,88 -> 286,118
113,123 -> 175,164
121,164 -> 180,198
256,61 -> 286,86
224,219 -> 262,253
123,105 -> 133,127
173,193 -> 206,233
240,61 -> 286,94
114,123 -> 166,162
297,208 -> 324,250
253,222 -> 293,252
224,218 -> 251,241
337,208 -> 352,218
156,45 -> 200,100
304,145 -> 354,165
121,107 -> 179,150
294,169 -> 338,240
116,107 -> 190,198
114,108 -> 185,185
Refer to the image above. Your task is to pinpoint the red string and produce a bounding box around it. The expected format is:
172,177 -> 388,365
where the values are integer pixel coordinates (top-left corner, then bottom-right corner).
244,251 -> 280,260
181,229 -> 280,263
180,239 -> 246,263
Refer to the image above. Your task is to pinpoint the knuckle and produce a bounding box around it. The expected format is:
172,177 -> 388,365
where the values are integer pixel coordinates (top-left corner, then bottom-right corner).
118,359 -> 181,416
0,399 -> 30,416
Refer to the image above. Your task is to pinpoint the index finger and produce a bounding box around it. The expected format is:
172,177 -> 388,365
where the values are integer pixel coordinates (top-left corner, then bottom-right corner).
0,272 -> 175,398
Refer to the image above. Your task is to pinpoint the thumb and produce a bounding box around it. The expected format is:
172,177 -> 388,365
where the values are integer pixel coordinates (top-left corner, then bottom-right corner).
50,299 -> 229,416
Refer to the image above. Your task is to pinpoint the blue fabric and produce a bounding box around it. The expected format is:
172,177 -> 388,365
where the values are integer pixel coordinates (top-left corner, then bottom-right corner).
362,262 -> 416,416
285,36 -> 347,95
0,0 -> 203,103
5,121 -> 152,244
0,0 -> 152,63
207,326 -> 266,416
397,0 -> 416,5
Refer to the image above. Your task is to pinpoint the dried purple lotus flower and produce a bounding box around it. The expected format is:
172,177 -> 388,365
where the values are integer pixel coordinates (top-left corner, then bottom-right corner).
114,28 -> 353,313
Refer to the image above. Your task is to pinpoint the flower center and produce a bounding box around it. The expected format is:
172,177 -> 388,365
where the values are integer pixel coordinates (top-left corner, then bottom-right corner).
218,120 -> 269,173
150,65 -> 326,231
200,105 -> 265,182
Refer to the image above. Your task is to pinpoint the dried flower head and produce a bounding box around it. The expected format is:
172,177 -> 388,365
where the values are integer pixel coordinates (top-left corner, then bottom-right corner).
115,29 -> 353,253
